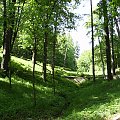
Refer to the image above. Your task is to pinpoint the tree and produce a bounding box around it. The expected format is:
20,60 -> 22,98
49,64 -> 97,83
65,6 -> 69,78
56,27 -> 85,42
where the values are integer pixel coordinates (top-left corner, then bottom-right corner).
32,30 -> 37,106
98,36 -> 105,78
110,14 -> 116,75
52,14 -> 58,95
1,0 -> 15,74
75,41 -> 80,59
1,0 -> 25,76
102,0 -> 113,80
2,0 -> 7,49
55,34 -> 76,70
77,50 -> 92,73
1,0 -> 17,89
90,0 -> 95,82
34,0 -> 80,81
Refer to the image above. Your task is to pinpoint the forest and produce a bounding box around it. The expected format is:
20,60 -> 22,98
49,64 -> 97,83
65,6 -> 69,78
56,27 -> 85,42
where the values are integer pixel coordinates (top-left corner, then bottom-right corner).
0,0 -> 120,120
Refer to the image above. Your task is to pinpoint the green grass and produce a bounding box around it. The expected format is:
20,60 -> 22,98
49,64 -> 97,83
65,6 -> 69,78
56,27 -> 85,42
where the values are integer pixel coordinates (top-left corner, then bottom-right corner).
0,55 -> 120,120
62,79 -> 120,120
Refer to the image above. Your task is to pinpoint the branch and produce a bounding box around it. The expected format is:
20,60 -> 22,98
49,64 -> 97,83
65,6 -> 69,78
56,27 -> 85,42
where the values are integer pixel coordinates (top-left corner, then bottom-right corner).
11,0 -> 26,50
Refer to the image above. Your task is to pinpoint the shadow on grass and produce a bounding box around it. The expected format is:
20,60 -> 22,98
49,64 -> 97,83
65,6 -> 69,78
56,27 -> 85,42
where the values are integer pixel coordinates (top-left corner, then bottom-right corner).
60,78 -> 120,119
1,56 -> 120,119
0,59 -> 67,119
0,76 -> 66,120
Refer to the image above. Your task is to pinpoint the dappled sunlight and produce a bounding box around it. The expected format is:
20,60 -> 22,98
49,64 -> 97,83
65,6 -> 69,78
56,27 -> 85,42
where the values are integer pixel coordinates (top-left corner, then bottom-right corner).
1,59 -> 120,119
59,78 -> 120,120
63,96 -> 120,120
0,0 -> 120,119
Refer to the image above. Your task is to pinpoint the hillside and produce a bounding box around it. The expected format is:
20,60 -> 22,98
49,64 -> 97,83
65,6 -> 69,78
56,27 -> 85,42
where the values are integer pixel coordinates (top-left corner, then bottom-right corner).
0,56 -> 120,120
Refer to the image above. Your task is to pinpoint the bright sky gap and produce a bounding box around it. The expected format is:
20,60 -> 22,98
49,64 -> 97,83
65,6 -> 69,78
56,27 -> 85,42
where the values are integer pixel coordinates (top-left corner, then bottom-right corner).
70,0 -> 100,55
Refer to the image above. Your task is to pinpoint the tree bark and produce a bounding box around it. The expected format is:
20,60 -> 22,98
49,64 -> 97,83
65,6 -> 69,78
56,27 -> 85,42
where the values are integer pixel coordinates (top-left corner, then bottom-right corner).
1,29 -> 12,72
32,34 -> 37,106
64,45 -> 67,67
114,17 -> 120,39
1,0 -> 16,73
90,0 -> 95,82
43,26 -> 48,82
98,37 -> 105,78
110,18 -> 116,75
11,0 -> 25,50
52,33 -> 56,95
52,15 -> 57,94
116,45 -> 120,68
3,0 -> 7,49
102,0 -> 113,80
1,0 -> 24,72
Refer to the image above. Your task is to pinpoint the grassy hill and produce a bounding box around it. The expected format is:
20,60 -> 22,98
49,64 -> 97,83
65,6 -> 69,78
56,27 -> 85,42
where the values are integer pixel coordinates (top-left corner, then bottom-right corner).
0,56 -> 120,120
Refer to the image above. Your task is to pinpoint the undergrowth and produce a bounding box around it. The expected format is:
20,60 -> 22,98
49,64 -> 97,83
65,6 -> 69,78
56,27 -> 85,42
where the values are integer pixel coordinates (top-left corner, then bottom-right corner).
0,56 -> 120,120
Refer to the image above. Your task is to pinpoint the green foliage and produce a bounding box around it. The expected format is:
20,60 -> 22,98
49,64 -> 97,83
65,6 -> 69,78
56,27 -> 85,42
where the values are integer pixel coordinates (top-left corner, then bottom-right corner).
10,0 -> 79,68
1,0 -> 120,118
85,0 -> 120,75
77,50 -> 92,73
56,34 -> 77,70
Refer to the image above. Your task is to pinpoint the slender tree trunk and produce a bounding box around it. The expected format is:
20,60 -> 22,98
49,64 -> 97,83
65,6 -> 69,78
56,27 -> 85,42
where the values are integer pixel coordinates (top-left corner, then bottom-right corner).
9,56 -> 12,89
43,26 -> 48,82
115,16 -> 120,69
1,28 -> 12,89
11,0 -> 25,50
52,15 -> 57,95
64,46 -> 67,67
110,18 -> 116,75
112,1 -> 120,39
90,0 -> 95,82
9,0 -> 16,89
116,45 -> 119,68
1,0 -> 9,73
102,0 -> 113,80
109,0 -> 116,75
1,29 -> 12,72
98,37 -> 105,78
52,34 -> 56,95
32,35 -> 37,106
114,17 -> 120,39
3,0 -> 7,49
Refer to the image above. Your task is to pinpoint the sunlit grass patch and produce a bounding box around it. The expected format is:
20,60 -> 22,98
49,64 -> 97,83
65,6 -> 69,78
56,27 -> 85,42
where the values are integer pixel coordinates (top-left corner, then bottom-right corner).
60,79 -> 120,120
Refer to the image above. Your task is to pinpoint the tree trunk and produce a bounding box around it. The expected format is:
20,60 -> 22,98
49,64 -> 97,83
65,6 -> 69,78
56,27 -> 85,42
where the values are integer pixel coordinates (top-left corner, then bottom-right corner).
1,29 -> 12,72
52,34 -> 56,95
116,45 -> 120,68
11,0 -> 25,50
110,18 -> 116,75
3,0 -> 7,49
32,35 -> 37,106
52,16 -> 57,95
114,17 -> 120,39
1,0 -> 16,73
90,0 -> 95,82
43,28 -> 48,82
64,45 -> 67,67
102,0 -> 113,80
98,37 -> 105,78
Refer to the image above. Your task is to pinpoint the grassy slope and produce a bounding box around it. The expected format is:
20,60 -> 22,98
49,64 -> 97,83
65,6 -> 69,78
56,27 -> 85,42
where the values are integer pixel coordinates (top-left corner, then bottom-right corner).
0,56 -> 120,120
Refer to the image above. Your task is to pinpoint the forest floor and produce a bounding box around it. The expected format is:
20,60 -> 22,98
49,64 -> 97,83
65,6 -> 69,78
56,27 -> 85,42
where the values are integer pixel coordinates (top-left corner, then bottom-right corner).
0,56 -> 120,120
